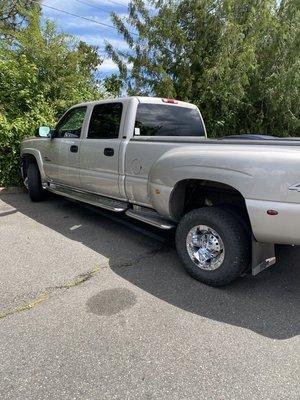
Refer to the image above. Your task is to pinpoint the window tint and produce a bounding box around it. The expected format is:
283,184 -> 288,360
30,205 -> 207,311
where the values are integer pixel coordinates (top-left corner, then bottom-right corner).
135,104 -> 205,137
88,103 -> 123,139
55,107 -> 86,138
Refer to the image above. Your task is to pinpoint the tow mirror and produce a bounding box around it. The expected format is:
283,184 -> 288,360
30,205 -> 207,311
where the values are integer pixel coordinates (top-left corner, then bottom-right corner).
36,126 -> 51,138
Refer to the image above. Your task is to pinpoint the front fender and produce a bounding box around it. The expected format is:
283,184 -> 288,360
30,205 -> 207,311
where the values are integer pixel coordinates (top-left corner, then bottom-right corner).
21,147 -> 46,181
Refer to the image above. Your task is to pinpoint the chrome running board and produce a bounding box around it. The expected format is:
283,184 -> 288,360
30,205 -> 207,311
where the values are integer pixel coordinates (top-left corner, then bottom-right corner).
126,207 -> 175,230
47,184 -> 128,212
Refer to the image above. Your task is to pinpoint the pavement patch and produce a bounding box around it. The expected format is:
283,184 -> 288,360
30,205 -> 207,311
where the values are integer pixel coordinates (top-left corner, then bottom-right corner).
86,287 -> 137,316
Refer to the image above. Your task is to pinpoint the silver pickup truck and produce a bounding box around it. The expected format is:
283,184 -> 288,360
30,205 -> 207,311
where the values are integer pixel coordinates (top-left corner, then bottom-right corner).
21,97 -> 300,286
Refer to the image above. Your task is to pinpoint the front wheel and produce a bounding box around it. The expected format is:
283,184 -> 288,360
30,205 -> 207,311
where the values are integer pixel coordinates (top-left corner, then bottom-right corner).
175,207 -> 250,287
27,163 -> 45,202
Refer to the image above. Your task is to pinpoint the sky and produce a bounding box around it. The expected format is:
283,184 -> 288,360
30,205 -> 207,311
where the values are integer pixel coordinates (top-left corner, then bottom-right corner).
41,0 -> 132,77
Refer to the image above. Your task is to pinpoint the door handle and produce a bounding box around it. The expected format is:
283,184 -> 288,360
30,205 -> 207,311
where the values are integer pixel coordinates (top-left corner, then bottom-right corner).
104,148 -> 114,157
70,145 -> 78,153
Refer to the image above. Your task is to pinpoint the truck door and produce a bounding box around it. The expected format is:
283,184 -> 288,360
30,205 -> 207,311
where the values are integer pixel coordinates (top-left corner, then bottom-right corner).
43,106 -> 87,188
79,102 -> 123,199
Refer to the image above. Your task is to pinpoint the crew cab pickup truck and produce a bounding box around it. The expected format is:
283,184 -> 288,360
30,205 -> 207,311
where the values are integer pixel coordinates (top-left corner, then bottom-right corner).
21,97 -> 300,286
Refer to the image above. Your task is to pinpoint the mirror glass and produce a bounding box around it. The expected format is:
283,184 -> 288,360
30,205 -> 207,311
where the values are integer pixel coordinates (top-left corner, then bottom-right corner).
38,126 -> 51,137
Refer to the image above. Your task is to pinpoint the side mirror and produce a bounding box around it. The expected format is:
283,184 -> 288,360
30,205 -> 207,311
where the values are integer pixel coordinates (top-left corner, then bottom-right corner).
36,126 -> 51,138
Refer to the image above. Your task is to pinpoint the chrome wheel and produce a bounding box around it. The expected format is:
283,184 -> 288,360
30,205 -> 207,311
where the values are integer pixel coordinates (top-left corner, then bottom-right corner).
186,225 -> 225,270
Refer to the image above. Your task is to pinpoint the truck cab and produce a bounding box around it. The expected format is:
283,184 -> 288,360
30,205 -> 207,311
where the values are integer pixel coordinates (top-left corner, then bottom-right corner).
22,97 -> 206,206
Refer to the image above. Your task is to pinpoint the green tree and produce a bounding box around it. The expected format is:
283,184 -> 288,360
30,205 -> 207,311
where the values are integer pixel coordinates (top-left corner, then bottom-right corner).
0,0 -> 39,32
106,0 -> 300,137
104,73 -> 124,97
0,7 -> 105,186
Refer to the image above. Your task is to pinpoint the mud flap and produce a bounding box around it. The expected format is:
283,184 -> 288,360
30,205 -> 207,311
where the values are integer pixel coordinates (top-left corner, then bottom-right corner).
251,236 -> 276,276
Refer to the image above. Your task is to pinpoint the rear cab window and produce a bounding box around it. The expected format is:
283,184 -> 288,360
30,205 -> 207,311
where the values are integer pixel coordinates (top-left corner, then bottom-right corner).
135,103 -> 205,137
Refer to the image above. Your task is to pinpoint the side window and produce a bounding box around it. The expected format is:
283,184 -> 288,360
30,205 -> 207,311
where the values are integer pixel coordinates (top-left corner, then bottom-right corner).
88,103 -> 123,139
55,107 -> 87,139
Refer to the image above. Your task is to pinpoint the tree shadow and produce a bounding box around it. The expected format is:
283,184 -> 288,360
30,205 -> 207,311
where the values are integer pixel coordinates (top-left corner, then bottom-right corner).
2,193 -> 299,340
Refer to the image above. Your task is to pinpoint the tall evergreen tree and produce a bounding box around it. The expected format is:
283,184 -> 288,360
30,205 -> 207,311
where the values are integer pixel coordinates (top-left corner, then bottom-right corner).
106,0 -> 300,137
0,0 -> 39,31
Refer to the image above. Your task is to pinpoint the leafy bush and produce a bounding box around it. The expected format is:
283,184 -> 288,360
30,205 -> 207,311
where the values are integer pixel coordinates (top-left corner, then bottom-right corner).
0,8 -> 104,186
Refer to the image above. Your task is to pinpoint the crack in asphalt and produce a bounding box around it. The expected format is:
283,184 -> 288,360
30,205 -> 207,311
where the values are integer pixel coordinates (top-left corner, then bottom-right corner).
0,245 -> 169,320
110,245 -> 169,269
0,293 -> 49,320
0,229 -> 171,321
0,266 -> 101,320
49,266 -> 101,290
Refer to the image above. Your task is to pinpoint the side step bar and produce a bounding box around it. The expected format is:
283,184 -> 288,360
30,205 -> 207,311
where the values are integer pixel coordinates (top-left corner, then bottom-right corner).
126,208 -> 175,230
47,184 -> 175,229
47,184 -> 128,212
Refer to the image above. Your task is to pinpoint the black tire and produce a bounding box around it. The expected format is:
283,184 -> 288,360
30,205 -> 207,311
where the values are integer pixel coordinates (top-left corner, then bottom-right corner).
219,204 -> 251,239
27,163 -> 45,202
175,207 -> 250,287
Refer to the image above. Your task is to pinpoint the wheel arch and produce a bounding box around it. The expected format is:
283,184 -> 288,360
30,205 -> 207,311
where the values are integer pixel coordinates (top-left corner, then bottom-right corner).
171,180 -> 276,278
169,178 -> 250,225
21,150 -> 45,181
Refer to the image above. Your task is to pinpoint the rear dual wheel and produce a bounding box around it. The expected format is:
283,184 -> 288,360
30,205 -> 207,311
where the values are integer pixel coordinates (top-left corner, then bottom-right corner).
176,207 -> 250,287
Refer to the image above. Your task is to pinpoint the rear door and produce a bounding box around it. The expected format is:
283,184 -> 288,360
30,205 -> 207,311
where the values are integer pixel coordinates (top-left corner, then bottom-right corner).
79,102 -> 123,199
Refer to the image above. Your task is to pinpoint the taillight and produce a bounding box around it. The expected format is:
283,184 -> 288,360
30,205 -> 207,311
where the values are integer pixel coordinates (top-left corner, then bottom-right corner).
162,98 -> 178,104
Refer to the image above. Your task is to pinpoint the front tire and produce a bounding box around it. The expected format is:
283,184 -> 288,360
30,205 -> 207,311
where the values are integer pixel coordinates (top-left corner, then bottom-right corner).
27,163 -> 45,202
176,207 -> 250,287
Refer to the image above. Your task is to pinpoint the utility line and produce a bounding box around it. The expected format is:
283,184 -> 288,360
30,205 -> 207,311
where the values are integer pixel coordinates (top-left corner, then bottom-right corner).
101,0 -> 129,9
73,0 -> 116,15
32,1 -> 138,35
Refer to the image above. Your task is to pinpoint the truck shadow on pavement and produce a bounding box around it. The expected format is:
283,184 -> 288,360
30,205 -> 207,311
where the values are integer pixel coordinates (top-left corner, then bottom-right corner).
3,193 -> 299,340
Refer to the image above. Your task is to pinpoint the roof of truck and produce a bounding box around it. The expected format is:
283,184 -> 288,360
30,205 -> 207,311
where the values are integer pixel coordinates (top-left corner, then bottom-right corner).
72,96 -> 198,109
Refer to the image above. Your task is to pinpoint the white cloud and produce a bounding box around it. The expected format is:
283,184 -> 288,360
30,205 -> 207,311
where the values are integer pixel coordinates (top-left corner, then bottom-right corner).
41,1 -> 130,38
102,37 -> 128,49
67,13 -> 116,26
42,0 -> 129,13
41,0 -> 132,62
77,34 -> 128,49
42,0 -> 79,14
42,7 -> 116,29
86,0 -> 130,6
98,59 -> 119,72
98,58 -> 132,73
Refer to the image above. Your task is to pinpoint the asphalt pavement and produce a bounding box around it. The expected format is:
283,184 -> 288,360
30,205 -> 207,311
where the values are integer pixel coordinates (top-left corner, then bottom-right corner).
0,192 -> 299,400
